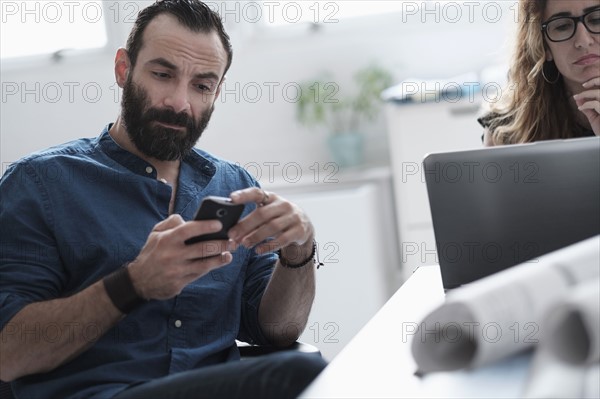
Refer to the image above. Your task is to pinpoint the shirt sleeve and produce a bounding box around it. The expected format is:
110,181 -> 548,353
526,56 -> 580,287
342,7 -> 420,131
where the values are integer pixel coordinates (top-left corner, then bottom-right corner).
0,161 -> 67,331
231,168 -> 278,345
238,250 -> 278,345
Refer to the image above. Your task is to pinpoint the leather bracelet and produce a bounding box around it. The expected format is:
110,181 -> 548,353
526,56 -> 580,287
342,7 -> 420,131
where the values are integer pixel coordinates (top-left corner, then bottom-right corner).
103,264 -> 146,314
277,240 -> 317,269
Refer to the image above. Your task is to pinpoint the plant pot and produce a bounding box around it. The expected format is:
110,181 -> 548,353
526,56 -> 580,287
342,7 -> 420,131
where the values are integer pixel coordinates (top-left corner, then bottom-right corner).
327,132 -> 365,168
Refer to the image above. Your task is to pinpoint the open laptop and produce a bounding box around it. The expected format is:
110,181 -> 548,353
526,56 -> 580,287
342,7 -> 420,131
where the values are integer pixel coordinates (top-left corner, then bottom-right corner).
423,136 -> 600,289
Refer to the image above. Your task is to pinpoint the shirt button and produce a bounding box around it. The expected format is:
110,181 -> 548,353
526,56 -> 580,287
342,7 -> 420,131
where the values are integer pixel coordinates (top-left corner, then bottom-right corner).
174,320 -> 182,328
145,166 -> 153,174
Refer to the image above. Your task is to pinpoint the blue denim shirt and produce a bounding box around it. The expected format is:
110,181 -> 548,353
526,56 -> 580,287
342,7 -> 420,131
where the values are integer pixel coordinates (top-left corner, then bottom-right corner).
0,125 -> 276,399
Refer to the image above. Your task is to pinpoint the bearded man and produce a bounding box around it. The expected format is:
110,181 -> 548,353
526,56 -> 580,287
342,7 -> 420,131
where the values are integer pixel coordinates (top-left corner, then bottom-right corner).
0,1 -> 326,398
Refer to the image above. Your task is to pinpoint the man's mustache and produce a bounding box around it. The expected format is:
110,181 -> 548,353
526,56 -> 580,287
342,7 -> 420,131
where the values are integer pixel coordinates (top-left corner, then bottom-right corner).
144,108 -> 195,129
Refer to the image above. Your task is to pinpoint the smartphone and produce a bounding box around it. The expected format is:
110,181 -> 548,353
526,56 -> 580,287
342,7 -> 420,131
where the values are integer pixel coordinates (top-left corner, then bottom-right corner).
184,196 -> 245,245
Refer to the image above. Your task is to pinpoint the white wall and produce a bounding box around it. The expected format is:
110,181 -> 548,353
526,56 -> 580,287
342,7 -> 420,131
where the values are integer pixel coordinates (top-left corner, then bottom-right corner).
1,1 -> 515,176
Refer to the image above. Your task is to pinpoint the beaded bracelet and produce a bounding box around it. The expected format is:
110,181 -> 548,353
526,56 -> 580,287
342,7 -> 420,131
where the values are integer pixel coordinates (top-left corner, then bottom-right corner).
277,240 -> 324,269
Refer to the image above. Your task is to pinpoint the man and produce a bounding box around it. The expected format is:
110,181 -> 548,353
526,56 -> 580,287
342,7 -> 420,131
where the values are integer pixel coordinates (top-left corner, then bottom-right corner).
0,1 -> 326,398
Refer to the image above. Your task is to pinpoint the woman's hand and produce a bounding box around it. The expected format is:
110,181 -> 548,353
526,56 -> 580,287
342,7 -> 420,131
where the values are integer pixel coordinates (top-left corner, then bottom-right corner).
574,77 -> 600,136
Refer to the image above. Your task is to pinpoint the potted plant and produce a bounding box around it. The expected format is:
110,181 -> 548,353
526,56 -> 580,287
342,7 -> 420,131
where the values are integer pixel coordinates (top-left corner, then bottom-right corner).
296,65 -> 393,167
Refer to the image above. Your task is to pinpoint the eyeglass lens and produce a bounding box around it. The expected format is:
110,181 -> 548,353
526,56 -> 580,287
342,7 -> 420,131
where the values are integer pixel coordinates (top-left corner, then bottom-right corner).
546,9 -> 600,42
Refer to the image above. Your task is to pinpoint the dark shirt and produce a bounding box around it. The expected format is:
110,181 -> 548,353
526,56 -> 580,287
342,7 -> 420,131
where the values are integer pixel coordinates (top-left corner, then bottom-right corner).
0,125 -> 275,399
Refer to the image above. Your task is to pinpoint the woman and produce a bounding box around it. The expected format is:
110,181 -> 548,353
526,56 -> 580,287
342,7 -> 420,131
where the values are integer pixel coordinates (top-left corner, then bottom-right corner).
480,0 -> 599,145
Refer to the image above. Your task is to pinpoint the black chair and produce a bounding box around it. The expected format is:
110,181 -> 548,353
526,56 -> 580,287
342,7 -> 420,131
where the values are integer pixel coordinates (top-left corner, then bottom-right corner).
237,340 -> 321,359
0,341 -> 320,399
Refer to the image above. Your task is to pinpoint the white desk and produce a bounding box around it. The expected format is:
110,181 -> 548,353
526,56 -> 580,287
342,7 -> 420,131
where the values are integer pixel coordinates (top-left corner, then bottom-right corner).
301,265 -> 532,398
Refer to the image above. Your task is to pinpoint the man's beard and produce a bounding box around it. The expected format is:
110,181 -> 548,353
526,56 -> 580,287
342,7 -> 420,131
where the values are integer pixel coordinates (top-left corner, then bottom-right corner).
120,76 -> 214,161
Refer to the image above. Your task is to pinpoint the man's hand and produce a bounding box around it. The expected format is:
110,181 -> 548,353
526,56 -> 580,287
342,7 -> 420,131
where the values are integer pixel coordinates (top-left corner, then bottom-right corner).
228,188 -> 315,262
228,188 -> 317,346
128,214 -> 237,300
574,77 -> 600,136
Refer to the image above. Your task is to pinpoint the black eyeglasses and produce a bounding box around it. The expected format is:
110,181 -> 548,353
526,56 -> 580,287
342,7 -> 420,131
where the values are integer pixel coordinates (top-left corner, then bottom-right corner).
541,8 -> 600,42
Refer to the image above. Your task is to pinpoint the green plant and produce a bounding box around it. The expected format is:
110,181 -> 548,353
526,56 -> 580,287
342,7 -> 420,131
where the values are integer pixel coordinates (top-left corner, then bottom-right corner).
296,65 -> 393,134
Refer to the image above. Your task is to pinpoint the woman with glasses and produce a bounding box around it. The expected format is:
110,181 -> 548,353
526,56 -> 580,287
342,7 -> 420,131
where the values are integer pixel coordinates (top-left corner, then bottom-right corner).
480,0 -> 599,145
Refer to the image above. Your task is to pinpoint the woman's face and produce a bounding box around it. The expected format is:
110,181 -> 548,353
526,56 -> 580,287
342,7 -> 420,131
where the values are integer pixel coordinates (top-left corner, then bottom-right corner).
543,0 -> 600,94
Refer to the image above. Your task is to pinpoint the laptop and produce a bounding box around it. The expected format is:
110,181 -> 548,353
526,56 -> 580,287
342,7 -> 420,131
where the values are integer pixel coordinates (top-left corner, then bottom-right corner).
423,136 -> 600,289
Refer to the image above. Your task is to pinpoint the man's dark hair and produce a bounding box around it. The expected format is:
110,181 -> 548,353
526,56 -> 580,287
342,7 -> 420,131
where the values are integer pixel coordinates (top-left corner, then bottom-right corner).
125,0 -> 233,76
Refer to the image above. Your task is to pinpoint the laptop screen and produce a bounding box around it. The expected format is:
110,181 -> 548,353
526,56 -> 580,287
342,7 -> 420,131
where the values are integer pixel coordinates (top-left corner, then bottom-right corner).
423,137 -> 600,289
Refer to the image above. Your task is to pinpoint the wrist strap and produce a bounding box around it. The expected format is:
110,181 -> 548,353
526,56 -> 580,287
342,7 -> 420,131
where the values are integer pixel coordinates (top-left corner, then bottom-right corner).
278,240 -> 322,269
103,265 -> 146,314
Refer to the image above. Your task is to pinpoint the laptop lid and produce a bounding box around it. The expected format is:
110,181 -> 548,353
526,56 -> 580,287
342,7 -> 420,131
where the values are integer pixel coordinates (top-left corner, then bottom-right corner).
423,137 -> 600,289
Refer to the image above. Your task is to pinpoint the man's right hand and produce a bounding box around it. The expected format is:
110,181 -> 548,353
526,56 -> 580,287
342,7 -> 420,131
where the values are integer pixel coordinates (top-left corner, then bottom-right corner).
128,214 -> 237,300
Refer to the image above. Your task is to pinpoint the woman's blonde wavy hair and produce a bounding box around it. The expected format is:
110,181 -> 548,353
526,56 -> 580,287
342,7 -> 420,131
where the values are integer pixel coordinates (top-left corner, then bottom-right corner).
486,0 -> 583,145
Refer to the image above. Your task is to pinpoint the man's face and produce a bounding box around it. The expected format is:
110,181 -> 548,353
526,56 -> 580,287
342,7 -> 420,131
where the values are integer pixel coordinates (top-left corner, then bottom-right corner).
121,75 -> 213,161
120,14 -> 227,161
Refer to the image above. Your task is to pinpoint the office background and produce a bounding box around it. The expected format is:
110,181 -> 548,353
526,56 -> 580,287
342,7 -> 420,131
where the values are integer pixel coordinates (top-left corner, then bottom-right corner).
1,0 -> 515,360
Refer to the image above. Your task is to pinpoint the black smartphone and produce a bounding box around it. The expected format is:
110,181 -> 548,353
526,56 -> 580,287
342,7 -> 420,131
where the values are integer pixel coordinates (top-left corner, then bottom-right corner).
184,196 -> 245,245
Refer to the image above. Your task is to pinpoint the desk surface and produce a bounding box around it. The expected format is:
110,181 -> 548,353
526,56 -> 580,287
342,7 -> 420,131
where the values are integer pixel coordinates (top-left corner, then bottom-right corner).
300,265 -> 531,398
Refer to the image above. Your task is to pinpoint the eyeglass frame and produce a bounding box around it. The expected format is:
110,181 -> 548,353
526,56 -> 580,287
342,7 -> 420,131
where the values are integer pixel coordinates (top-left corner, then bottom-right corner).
541,8 -> 600,43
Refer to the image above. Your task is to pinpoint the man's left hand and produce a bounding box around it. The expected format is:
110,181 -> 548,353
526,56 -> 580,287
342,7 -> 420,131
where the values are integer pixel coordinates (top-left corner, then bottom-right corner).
228,188 -> 314,258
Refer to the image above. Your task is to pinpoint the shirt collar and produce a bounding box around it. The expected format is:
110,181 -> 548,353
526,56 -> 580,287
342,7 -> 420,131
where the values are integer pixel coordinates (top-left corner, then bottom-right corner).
97,123 -> 217,185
